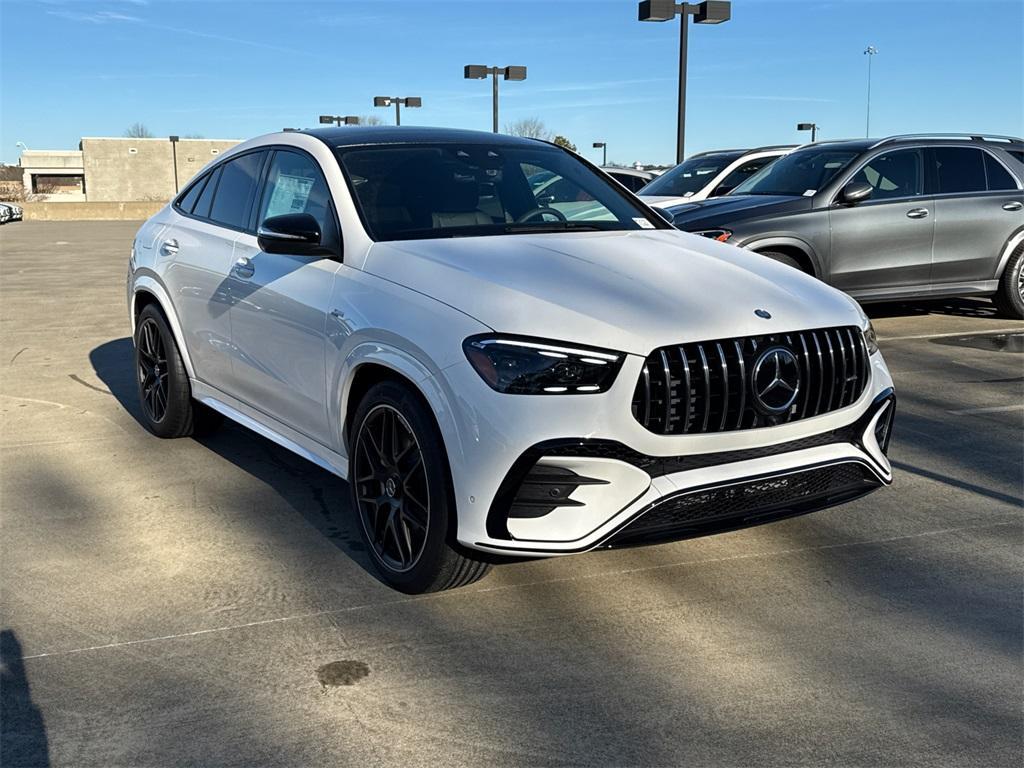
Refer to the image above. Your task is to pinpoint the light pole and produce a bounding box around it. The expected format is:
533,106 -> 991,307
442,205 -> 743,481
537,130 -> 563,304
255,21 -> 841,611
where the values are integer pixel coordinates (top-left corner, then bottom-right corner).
864,45 -> 878,137
464,65 -> 527,133
169,135 -> 180,193
639,0 -> 731,163
797,122 -> 818,142
593,142 -> 607,165
373,96 -> 422,126
318,115 -> 360,127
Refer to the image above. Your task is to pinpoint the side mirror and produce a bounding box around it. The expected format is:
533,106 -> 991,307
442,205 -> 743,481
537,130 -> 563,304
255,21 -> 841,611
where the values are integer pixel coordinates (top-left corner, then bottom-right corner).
257,213 -> 323,255
839,181 -> 873,205
653,207 -> 676,226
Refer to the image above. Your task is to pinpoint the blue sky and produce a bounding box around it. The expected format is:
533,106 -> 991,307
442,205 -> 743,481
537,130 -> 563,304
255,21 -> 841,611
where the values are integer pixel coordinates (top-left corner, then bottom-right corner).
1,0 -> 1021,166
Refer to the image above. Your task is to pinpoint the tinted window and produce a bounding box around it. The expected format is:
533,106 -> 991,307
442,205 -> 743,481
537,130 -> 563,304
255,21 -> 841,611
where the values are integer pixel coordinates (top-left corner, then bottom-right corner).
1008,150 -> 1024,164
713,155 -> 778,196
851,150 -> 922,200
193,166 -> 220,219
984,153 -> 1018,191
934,147 -> 987,194
209,152 -> 264,229
177,174 -> 207,213
640,151 -> 743,197
337,143 -> 660,241
258,151 -> 332,227
731,147 -> 859,196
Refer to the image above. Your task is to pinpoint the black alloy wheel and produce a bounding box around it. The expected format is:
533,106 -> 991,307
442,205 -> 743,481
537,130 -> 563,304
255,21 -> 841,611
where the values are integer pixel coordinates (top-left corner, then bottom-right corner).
136,316 -> 170,424
353,404 -> 430,573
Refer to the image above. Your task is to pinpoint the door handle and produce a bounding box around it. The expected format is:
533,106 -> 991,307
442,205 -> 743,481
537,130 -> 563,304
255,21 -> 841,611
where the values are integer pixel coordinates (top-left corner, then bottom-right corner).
906,208 -> 929,219
160,238 -> 179,256
232,256 -> 255,279
1003,201 -> 1023,211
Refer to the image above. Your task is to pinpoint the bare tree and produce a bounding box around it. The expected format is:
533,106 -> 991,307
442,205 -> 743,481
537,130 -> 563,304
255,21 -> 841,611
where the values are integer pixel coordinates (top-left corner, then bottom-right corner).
124,122 -> 154,138
504,117 -> 550,140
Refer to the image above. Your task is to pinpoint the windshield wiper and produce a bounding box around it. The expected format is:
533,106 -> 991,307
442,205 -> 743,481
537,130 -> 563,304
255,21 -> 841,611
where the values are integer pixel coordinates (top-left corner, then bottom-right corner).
502,221 -> 607,234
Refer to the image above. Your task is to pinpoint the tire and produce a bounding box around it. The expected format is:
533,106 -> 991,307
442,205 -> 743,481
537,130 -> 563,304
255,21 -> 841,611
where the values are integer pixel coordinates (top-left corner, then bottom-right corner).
349,380 -> 490,593
759,250 -> 805,272
134,304 -> 223,438
992,245 -> 1024,319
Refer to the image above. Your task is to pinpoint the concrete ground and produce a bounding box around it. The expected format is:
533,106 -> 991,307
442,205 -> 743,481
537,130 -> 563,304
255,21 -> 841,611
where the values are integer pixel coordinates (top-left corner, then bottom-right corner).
2,221 -> 1021,767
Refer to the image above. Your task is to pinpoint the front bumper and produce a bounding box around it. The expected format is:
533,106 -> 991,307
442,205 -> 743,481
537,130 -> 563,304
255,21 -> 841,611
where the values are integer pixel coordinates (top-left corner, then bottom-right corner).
440,350 -> 895,557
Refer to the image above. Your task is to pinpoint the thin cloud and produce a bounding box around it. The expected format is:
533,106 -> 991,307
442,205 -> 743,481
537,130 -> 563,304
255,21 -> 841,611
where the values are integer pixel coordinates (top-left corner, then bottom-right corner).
717,94 -> 838,103
47,10 -> 142,23
530,77 -> 675,94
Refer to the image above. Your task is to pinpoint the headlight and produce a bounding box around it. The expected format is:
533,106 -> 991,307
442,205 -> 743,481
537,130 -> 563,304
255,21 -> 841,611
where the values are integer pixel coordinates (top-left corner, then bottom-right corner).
691,228 -> 732,242
463,335 -> 624,394
863,320 -> 879,354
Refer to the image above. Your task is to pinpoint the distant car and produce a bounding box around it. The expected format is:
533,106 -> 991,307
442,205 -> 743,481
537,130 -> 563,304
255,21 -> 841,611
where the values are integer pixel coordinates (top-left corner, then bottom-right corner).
602,167 -> 656,193
0,202 -> 23,222
667,134 -> 1024,318
0,204 -> 12,224
639,145 -> 793,208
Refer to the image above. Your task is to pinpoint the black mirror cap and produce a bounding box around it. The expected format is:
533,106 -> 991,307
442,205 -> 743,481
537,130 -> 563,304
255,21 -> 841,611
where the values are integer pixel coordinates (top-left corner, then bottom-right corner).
257,213 -> 324,255
653,207 -> 676,225
840,181 -> 873,205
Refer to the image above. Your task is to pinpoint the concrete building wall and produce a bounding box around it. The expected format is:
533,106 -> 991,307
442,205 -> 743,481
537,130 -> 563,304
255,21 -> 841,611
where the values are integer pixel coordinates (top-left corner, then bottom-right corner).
80,138 -> 240,202
19,150 -> 86,201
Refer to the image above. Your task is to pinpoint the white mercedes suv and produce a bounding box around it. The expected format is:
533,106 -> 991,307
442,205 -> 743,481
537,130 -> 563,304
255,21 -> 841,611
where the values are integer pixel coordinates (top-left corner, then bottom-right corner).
128,127 -> 895,593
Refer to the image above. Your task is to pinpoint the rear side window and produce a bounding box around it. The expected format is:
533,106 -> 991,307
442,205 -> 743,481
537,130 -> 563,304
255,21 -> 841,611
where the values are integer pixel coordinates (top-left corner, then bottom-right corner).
1007,150 -> 1024,164
983,153 -> 1018,191
934,147 -> 987,194
209,152 -> 265,229
193,166 -> 221,219
177,175 -> 207,213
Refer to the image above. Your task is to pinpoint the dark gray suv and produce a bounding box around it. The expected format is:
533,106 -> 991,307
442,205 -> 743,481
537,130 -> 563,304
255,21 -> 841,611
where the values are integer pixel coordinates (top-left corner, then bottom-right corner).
667,134 -> 1024,318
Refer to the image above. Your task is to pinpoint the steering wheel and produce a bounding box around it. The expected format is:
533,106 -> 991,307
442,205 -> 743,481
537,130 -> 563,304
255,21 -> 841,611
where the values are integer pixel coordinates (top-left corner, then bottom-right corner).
515,207 -> 567,224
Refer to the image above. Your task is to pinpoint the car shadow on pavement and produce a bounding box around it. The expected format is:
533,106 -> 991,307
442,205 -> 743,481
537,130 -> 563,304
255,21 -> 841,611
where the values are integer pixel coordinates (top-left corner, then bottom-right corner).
863,296 -> 1001,319
89,337 -> 379,581
1,630 -> 51,768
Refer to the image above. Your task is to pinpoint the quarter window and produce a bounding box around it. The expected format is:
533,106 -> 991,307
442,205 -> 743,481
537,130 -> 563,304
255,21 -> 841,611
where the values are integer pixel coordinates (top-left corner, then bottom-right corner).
934,147 -> 987,194
193,166 -> 220,219
983,153 -> 1018,191
851,150 -> 922,200
177,174 -> 207,213
209,152 -> 265,229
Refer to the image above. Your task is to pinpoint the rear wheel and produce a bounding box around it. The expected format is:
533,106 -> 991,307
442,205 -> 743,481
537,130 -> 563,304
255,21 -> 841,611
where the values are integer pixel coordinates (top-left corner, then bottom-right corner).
992,246 -> 1024,319
759,250 -> 805,272
350,381 -> 490,593
134,304 -> 222,438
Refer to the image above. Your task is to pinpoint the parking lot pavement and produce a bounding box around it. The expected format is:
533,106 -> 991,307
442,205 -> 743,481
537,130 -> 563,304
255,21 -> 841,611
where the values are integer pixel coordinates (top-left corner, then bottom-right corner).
2,220 -> 1021,767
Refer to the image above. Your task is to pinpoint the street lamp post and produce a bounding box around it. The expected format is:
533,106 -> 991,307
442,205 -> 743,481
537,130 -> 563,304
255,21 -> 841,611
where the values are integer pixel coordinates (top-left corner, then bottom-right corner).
639,0 -> 731,164
318,115 -> 360,127
169,135 -> 180,193
864,45 -> 878,137
464,65 -> 527,133
593,142 -> 608,165
373,96 -> 422,126
797,122 -> 818,142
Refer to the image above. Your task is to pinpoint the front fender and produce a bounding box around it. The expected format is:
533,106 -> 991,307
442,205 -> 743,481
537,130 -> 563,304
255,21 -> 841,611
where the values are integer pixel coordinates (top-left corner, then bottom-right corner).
738,235 -> 822,277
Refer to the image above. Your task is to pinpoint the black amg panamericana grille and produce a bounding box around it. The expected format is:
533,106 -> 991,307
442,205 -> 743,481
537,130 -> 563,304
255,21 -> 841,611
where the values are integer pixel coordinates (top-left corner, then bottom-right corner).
631,326 -> 870,435
609,462 -> 878,546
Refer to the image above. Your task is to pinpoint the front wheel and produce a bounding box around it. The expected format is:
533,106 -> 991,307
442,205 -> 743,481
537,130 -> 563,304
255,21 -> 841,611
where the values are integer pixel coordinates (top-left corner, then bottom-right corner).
993,246 -> 1024,319
349,381 -> 490,593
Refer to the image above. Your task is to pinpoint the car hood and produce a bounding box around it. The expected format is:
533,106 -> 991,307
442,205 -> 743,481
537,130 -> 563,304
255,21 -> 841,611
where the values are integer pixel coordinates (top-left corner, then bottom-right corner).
364,230 -> 862,355
640,194 -> 698,209
667,194 -> 810,228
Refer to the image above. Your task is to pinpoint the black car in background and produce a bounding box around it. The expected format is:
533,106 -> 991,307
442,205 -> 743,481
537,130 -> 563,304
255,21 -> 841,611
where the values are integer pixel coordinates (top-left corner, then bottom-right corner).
667,134 -> 1024,318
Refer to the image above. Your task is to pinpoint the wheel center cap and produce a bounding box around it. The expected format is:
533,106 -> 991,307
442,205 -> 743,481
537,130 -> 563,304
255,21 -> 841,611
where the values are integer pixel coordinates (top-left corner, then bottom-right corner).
384,477 -> 398,498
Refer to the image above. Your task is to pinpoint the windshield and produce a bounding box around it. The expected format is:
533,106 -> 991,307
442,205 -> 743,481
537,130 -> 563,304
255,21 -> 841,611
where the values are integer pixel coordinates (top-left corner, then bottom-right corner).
731,147 -> 860,196
335,143 -> 663,241
639,151 -> 743,197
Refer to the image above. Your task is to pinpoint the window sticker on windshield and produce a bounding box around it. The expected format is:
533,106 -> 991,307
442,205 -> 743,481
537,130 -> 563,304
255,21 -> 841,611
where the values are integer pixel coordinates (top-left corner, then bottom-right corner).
803,189 -> 816,196
634,218 -> 655,229
266,174 -> 314,217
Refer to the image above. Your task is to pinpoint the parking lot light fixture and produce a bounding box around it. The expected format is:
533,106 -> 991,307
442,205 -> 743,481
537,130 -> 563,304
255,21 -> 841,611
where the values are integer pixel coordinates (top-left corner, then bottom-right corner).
864,45 -> 879,137
593,142 -> 608,165
318,115 -> 360,126
374,96 -> 422,126
464,65 -> 527,133
797,122 -> 819,142
638,0 -> 731,163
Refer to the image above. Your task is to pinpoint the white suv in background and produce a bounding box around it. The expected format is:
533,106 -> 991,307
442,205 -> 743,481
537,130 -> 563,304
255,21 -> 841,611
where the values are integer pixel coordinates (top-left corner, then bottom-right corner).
128,127 -> 895,593
640,145 -> 793,208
